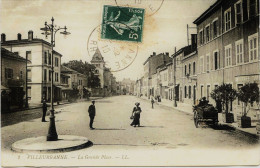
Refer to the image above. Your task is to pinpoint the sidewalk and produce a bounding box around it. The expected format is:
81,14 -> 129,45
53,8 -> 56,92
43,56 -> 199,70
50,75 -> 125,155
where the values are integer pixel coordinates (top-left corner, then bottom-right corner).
5,97 -> 104,113
138,96 -> 259,138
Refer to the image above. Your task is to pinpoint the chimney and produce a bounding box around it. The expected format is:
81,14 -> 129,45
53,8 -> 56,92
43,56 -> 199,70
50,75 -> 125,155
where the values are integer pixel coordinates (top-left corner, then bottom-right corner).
28,30 -> 33,41
165,52 -> 169,57
153,52 -> 156,56
191,34 -> 197,50
1,33 -> 6,42
17,33 -> 22,40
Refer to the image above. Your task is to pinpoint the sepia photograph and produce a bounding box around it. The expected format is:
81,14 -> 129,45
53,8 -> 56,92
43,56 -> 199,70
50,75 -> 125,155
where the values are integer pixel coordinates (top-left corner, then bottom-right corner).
1,0 -> 260,167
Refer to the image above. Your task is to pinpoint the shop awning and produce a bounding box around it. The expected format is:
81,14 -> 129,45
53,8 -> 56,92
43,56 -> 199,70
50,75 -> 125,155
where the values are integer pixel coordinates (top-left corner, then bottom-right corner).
1,85 -> 10,90
55,85 -> 73,91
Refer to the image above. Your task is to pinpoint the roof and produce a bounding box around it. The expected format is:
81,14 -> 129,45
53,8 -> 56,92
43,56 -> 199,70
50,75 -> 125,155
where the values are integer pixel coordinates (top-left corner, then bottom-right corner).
1,47 -> 27,62
193,0 -> 222,25
171,45 -> 196,58
91,48 -> 104,63
1,38 -> 63,56
61,65 -> 86,77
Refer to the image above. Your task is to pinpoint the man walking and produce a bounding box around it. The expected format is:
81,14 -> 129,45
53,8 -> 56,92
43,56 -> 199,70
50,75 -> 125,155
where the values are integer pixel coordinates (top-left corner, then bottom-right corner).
151,97 -> 155,109
42,99 -> 47,122
88,100 -> 96,130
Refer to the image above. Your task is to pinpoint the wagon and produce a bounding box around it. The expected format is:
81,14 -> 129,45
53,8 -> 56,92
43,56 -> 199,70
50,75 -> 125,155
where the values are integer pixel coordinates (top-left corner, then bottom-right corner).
193,104 -> 218,128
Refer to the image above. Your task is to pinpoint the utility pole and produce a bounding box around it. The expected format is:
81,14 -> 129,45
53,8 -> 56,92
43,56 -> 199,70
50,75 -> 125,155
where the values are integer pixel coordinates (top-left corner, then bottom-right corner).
173,47 -> 177,107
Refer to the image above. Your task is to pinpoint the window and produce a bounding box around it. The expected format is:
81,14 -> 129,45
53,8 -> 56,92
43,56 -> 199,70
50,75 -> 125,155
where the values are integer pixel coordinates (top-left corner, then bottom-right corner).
188,86 -> 191,99
49,70 -> 51,81
5,68 -> 13,79
199,29 -> 205,45
28,87 -> 31,99
206,54 -> 210,72
212,19 -> 218,38
225,44 -> 232,67
193,62 -> 196,75
188,63 -> 191,75
248,33 -> 258,62
184,86 -> 187,98
27,69 -> 32,81
201,85 -> 204,97
235,39 -> 244,64
214,51 -> 220,70
237,84 -> 243,105
55,57 -> 59,67
207,85 -> 211,100
20,71 -> 23,79
200,56 -> 204,73
225,8 -> 231,31
26,51 -> 32,63
55,72 -> 59,82
48,53 -> 51,65
205,25 -> 210,42
44,69 -> 47,81
44,51 -> 48,64
185,65 -> 187,75
235,1 -> 243,24
248,0 -> 257,18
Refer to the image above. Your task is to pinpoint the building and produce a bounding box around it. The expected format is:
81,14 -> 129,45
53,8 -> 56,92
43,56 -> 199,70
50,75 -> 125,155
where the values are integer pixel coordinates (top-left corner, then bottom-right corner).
1,47 -> 27,111
90,48 -> 117,96
60,65 -> 88,100
193,0 -> 259,121
1,31 -> 63,104
143,52 -> 172,99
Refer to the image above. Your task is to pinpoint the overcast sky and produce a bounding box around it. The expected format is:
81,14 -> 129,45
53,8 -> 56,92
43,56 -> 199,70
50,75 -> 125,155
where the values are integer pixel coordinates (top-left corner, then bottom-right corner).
1,0 -> 216,81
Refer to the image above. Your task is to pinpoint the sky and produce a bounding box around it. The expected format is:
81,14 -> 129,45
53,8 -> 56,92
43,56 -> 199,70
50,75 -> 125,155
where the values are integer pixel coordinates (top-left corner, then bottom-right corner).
0,0 -> 216,81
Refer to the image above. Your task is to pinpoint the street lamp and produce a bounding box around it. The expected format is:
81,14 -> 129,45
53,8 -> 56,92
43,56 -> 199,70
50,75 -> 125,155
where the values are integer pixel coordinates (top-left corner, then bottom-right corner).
40,17 -> 70,141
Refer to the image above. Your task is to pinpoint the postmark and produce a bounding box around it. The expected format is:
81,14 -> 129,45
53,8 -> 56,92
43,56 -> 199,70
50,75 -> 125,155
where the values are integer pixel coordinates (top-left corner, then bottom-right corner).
101,5 -> 145,42
114,0 -> 164,17
87,24 -> 139,72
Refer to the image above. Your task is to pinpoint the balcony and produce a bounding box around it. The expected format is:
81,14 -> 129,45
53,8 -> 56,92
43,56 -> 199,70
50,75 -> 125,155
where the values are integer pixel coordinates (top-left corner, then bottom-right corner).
7,79 -> 24,87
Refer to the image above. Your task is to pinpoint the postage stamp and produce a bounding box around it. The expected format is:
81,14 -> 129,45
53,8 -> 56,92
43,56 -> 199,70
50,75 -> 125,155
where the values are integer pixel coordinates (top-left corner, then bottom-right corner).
101,5 -> 145,42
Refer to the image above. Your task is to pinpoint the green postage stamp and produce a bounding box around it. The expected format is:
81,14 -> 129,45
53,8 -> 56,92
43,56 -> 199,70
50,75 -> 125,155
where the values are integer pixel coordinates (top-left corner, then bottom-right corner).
101,5 -> 145,42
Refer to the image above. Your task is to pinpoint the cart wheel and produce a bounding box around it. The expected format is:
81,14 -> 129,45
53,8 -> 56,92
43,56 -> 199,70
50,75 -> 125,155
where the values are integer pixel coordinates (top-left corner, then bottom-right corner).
194,110 -> 199,128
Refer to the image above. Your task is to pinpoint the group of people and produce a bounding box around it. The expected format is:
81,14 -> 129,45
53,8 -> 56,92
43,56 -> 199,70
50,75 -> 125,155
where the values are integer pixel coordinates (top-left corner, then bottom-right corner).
41,99 -> 146,129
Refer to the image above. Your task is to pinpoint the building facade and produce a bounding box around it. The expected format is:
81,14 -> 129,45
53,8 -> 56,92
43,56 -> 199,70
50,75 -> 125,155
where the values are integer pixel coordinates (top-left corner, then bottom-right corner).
1,47 -> 27,110
1,31 -> 63,104
193,0 -> 259,121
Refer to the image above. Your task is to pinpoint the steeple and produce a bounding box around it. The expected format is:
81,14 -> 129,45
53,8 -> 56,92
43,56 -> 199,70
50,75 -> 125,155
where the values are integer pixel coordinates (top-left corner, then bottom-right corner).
91,48 -> 104,63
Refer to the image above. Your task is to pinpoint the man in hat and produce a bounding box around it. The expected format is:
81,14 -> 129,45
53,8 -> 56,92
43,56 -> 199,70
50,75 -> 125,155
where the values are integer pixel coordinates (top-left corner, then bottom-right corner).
42,99 -> 47,122
88,100 -> 96,129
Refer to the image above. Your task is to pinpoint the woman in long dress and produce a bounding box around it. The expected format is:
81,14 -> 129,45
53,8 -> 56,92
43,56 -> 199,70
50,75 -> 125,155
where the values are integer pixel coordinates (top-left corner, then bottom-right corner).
131,102 -> 142,127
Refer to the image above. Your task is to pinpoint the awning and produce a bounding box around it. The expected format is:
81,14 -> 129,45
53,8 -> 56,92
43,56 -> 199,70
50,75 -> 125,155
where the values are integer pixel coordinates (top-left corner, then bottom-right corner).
1,85 -> 10,90
55,85 -> 73,91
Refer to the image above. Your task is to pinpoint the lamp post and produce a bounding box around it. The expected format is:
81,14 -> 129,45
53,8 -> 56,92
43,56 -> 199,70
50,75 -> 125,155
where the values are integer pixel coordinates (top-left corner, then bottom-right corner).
40,17 -> 70,141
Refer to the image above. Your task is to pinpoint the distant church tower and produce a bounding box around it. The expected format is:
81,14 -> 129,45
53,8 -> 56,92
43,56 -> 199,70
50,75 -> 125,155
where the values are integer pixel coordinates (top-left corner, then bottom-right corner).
91,48 -> 105,88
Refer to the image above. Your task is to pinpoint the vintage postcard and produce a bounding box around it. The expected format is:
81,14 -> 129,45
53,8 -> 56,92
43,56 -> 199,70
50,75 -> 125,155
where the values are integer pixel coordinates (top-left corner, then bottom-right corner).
1,0 -> 260,167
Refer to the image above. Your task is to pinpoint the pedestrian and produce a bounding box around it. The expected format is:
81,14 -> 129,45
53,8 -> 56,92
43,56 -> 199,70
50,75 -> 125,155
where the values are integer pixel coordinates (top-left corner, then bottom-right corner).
42,99 -> 47,122
88,100 -> 96,130
151,97 -> 155,109
130,102 -> 142,127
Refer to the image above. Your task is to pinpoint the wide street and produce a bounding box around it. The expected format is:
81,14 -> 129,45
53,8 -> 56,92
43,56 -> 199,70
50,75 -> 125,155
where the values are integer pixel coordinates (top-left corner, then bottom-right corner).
1,95 -> 260,166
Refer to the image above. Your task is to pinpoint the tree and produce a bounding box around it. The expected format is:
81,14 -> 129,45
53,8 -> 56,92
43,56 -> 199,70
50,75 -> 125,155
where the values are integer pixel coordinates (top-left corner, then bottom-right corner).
63,60 -> 101,88
237,83 -> 259,116
210,83 -> 237,113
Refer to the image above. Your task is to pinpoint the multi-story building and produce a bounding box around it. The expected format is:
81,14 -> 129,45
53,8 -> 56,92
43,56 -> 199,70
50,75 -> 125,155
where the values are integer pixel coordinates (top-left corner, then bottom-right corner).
143,52 -> 172,99
193,0 -> 259,121
61,65 -> 87,99
1,31 -> 62,104
1,47 -> 27,110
